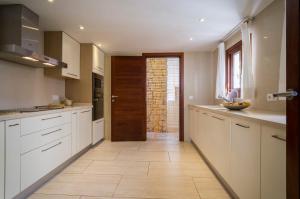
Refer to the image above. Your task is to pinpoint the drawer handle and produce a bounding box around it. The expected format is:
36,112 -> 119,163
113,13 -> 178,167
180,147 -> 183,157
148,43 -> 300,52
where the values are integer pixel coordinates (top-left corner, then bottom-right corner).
212,116 -> 224,121
81,110 -> 91,114
235,123 -> 250,128
272,135 -> 286,142
67,73 -> 78,77
8,123 -> 20,127
42,116 -> 62,121
41,129 -> 62,136
41,142 -> 62,152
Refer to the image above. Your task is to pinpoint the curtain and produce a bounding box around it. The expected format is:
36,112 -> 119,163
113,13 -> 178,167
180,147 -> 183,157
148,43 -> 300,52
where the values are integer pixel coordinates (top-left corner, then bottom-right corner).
278,0 -> 286,93
241,22 -> 255,100
215,42 -> 226,98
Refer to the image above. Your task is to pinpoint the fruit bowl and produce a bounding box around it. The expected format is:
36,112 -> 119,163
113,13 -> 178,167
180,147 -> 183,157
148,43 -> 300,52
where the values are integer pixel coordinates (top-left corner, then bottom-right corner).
221,101 -> 251,111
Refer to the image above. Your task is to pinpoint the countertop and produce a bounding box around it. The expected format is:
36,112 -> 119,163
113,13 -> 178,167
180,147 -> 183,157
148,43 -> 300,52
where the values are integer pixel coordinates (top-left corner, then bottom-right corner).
0,103 -> 93,122
189,104 -> 286,129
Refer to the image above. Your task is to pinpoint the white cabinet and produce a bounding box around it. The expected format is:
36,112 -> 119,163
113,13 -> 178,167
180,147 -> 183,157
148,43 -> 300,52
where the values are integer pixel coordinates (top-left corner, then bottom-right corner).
44,31 -> 80,79
21,135 -> 71,190
0,122 -> 4,199
188,107 -> 196,142
62,32 -> 81,79
78,109 -> 92,151
92,45 -> 104,75
5,119 -> 21,199
261,126 -> 286,199
71,111 -> 79,156
93,118 -> 104,145
230,119 -> 261,199
209,113 -> 230,181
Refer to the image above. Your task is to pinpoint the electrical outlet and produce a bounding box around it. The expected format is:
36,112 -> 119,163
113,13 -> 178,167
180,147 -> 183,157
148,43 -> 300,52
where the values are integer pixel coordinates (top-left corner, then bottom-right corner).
267,93 -> 278,101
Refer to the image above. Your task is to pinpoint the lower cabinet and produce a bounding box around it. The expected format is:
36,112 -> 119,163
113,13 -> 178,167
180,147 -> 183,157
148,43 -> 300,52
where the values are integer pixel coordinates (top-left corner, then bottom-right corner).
21,135 -> 71,190
93,118 -> 104,145
261,126 -> 286,199
78,109 -> 92,151
229,119 -> 261,199
71,111 -> 79,156
5,120 -> 21,199
0,122 -> 4,199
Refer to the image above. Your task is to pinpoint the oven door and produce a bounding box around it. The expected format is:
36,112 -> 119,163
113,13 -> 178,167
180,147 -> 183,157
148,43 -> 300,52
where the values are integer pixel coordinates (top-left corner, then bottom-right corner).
92,73 -> 104,121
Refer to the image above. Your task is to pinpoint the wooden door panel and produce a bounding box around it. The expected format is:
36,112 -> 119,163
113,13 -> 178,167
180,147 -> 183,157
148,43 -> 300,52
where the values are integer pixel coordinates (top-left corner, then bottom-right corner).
111,56 -> 146,141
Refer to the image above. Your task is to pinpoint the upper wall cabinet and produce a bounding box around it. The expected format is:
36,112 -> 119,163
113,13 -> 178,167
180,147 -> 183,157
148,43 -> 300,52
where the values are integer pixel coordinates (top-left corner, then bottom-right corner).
44,31 -> 80,79
92,45 -> 104,75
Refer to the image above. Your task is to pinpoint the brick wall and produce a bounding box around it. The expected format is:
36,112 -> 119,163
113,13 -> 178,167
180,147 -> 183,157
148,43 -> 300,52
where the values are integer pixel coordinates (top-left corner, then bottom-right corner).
146,58 -> 167,133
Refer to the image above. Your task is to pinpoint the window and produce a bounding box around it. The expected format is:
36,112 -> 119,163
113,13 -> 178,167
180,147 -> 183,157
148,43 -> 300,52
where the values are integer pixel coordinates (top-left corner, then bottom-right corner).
226,41 -> 242,96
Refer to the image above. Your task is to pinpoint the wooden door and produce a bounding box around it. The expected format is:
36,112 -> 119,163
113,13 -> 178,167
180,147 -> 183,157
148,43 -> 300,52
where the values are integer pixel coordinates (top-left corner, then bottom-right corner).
286,0 -> 300,198
111,56 -> 146,141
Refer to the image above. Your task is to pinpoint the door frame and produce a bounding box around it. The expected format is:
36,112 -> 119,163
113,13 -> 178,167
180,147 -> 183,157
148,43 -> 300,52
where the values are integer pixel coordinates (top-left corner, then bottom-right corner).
142,52 -> 184,141
286,0 -> 299,197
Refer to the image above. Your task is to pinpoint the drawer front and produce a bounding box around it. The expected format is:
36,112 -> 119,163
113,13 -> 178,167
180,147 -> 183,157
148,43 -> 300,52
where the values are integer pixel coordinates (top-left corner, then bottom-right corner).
21,112 -> 71,136
21,135 -> 71,191
21,123 -> 71,154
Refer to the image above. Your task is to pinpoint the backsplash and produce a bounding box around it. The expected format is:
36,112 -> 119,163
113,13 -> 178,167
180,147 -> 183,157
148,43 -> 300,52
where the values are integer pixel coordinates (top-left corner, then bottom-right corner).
0,60 -> 65,110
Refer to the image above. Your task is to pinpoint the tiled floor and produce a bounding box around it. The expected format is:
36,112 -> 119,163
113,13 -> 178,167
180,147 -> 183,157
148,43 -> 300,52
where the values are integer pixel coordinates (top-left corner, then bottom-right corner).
28,133 -> 230,199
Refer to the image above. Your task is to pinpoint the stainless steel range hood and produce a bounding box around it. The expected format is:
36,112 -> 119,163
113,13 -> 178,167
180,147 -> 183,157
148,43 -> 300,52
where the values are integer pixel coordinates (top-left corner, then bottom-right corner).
0,4 -> 67,68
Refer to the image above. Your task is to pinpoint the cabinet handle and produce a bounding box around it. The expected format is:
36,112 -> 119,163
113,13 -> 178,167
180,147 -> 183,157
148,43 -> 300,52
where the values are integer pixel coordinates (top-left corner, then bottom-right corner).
272,135 -> 286,142
42,116 -> 62,121
8,123 -> 20,127
235,123 -> 250,128
212,116 -> 224,121
81,110 -> 91,114
67,73 -> 78,77
96,120 -> 103,124
41,129 -> 62,136
41,142 -> 62,152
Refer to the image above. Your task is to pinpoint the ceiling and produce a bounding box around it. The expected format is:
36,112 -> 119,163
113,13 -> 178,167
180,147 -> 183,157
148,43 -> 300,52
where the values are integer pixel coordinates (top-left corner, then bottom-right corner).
0,0 -> 274,54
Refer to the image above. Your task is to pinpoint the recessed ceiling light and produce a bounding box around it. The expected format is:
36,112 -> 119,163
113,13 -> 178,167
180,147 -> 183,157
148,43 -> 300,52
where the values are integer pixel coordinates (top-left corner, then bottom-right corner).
190,37 -> 193,41
263,36 -> 268,39
200,18 -> 205,22
79,25 -> 85,30
97,43 -> 102,47
48,0 -> 54,2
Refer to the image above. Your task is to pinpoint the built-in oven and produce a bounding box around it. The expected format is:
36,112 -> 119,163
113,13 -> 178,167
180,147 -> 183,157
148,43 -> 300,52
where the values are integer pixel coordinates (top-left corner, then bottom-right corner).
92,73 -> 104,121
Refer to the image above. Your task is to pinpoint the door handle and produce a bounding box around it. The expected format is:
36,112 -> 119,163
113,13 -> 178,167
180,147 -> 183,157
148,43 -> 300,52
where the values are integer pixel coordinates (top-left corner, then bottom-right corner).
272,89 -> 298,100
112,95 -> 119,98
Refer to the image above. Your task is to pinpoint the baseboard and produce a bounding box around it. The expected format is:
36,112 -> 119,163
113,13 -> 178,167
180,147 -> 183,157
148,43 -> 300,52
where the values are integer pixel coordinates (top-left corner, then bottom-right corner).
14,145 -> 92,199
190,140 -> 238,199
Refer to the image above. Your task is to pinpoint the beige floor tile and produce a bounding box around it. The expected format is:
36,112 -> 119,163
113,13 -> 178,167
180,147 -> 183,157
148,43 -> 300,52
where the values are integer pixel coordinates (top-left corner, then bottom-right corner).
93,141 -> 142,152
114,176 -> 200,199
169,151 -> 204,162
194,178 -> 231,199
62,159 -> 93,174
80,150 -> 119,161
139,142 -> 184,152
84,160 -> 149,176
80,197 -> 162,199
28,194 -> 80,199
36,174 -> 121,197
116,151 -> 170,161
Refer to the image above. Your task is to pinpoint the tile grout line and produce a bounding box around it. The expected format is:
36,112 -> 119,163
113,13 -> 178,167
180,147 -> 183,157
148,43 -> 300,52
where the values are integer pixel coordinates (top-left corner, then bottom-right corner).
192,177 -> 203,199
112,174 -> 124,198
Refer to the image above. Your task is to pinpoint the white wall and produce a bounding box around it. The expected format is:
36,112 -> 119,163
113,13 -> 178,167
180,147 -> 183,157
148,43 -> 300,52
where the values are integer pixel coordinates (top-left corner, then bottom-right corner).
184,52 -> 214,141
0,60 -> 65,110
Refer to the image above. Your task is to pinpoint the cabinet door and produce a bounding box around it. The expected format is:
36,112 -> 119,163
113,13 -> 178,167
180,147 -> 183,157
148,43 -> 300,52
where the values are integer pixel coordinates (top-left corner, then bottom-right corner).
188,108 -> 195,142
93,119 -> 104,145
5,120 -> 21,199
230,119 -> 260,199
92,45 -> 100,74
261,126 -> 286,199
62,32 -> 80,79
78,109 -> 92,151
209,113 -> 230,181
98,49 -> 105,72
0,122 -> 4,199
71,111 -> 78,156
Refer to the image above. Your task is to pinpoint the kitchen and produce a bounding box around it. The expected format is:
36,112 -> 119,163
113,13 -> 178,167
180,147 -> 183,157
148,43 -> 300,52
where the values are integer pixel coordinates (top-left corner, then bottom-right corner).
0,0 -> 299,199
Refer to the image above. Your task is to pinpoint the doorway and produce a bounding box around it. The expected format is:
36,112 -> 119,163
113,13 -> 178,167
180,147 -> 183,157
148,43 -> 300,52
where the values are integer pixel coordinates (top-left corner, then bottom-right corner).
143,53 -> 184,141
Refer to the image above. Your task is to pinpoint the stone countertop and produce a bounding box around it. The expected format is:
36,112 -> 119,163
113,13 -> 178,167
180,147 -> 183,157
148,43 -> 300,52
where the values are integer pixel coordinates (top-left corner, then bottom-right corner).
189,104 -> 286,129
0,103 -> 93,122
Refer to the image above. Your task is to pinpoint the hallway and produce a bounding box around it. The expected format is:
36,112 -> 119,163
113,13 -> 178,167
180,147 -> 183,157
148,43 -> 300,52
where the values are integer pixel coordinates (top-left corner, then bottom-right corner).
29,133 -> 230,199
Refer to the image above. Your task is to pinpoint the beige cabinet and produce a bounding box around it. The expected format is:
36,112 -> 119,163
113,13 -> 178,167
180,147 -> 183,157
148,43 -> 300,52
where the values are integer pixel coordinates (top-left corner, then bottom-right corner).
188,107 -> 196,142
230,119 -> 260,199
5,119 -> 21,199
44,31 -> 80,79
0,122 -> 4,199
92,118 -> 104,145
92,45 -> 104,75
261,126 -> 286,199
